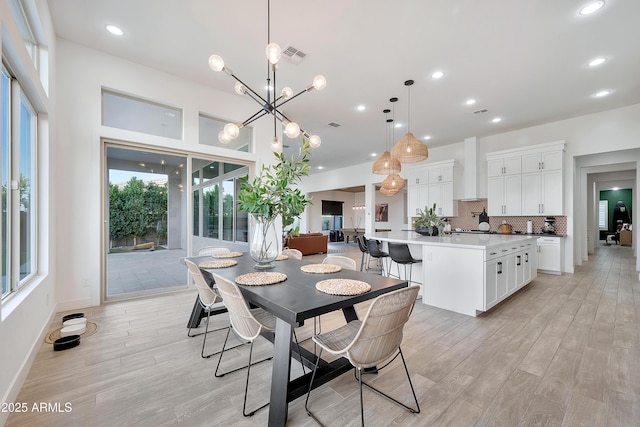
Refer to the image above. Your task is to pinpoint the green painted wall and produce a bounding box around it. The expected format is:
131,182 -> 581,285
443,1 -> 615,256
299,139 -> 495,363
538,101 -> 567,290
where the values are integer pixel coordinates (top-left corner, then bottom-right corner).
600,189 -> 633,232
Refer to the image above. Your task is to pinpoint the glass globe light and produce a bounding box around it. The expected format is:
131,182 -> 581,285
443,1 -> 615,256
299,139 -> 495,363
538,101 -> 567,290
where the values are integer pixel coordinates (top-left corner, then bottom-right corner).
223,123 -> 240,139
309,135 -> 321,148
265,43 -> 282,65
208,55 -> 225,72
284,122 -> 301,138
281,87 -> 293,99
218,131 -> 231,144
272,137 -> 281,149
312,75 -> 327,91
234,82 -> 246,95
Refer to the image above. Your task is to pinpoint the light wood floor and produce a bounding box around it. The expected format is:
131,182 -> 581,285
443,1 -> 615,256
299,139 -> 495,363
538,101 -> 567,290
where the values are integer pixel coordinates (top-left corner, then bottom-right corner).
7,244 -> 640,426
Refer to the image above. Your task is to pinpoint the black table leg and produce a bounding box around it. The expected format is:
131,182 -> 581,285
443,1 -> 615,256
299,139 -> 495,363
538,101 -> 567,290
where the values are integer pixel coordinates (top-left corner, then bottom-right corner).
342,306 -> 359,323
187,296 -> 205,328
268,318 -> 293,426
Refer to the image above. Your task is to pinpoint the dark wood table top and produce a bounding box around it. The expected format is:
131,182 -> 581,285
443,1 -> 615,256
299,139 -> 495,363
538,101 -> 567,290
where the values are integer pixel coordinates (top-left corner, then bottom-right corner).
190,254 -> 407,326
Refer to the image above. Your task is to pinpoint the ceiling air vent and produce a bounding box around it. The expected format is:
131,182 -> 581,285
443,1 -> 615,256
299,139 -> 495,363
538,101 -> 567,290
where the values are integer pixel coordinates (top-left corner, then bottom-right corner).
473,108 -> 488,114
283,46 -> 306,64
328,122 -> 341,128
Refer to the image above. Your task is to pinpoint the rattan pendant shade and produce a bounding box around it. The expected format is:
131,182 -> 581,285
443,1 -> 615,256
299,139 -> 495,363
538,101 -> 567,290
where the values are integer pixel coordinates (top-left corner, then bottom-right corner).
391,132 -> 428,163
391,79 -> 428,164
379,185 -> 400,196
381,173 -> 406,191
372,151 -> 401,175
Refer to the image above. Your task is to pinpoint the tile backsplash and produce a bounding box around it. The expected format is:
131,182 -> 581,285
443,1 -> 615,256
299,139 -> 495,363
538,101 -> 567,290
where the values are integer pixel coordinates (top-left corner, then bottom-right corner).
447,199 -> 567,235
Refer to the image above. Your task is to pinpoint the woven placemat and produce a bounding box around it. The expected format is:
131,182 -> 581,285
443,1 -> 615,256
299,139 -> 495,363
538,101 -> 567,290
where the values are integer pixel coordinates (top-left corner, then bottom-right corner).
276,254 -> 288,261
301,264 -> 342,274
45,322 -> 99,344
235,272 -> 287,286
212,251 -> 243,258
316,279 -> 371,296
199,259 -> 238,269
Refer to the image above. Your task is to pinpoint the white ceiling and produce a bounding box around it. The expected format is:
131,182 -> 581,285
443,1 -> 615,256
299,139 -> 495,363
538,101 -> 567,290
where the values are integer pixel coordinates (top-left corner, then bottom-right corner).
47,0 -> 640,172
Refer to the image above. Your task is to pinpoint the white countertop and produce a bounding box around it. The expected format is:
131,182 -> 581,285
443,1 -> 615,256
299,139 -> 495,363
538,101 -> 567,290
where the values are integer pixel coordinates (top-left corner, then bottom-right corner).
368,231 -> 539,249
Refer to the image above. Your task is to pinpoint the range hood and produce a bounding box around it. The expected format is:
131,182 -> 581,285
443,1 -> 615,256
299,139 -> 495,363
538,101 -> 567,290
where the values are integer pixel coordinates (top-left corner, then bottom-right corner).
461,136 -> 481,201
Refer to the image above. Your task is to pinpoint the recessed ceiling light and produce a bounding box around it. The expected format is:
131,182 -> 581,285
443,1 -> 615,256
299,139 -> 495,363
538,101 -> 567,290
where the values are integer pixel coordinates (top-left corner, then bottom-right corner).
612,187 -> 619,191
370,152 -> 377,157
491,117 -> 502,123
105,24 -> 124,36
423,135 -> 432,140
317,166 -> 324,170
594,89 -> 612,98
588,57 -> 606,67
431,71 -> 444,79
357,105 -> 366,111
579,1 -> 605,15
465,99 -> 476,105
394,123 -> 403,128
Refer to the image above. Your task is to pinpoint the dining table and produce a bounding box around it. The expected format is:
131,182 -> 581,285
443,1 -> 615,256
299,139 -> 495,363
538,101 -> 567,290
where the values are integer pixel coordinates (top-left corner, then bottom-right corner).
188,253 -> 408,427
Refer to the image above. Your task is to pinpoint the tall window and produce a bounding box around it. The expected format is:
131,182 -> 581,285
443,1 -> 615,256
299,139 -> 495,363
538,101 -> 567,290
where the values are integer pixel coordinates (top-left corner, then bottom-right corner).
1,68 -> 10,297
1,63 -> 38,298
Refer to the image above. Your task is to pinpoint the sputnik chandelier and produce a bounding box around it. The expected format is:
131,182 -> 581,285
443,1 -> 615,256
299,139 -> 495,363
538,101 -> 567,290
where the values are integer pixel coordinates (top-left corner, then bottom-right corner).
208,0 -> 326,149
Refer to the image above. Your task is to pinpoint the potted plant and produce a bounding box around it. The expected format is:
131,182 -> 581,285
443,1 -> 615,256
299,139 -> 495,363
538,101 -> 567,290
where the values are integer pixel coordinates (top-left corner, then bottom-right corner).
238,140 -> 312,268
414,203 -> 444,236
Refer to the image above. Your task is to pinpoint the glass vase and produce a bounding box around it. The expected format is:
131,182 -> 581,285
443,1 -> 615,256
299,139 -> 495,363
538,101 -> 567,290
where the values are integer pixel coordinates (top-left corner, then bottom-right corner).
249,215 -> 280,269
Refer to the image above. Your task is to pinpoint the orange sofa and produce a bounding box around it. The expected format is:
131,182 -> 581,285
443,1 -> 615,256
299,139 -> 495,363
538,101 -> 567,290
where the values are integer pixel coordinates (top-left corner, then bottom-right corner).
285,233 -> 328,255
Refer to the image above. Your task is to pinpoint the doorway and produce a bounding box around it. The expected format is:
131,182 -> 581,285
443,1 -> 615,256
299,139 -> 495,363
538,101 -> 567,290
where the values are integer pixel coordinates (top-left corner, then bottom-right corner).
105,145 -> 188,298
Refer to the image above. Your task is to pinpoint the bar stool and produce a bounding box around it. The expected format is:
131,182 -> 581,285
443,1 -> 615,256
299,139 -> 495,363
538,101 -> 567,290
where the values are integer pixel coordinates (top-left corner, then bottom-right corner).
387,242 -> 422,286
366,239 -> 390,276
356,235 -> 369,271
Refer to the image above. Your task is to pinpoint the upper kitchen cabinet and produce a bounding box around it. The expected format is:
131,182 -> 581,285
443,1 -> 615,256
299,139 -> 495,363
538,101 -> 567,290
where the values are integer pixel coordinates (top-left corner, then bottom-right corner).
487,141 -> 565,216
406,160 -> 458,218
487,155 -> 521,177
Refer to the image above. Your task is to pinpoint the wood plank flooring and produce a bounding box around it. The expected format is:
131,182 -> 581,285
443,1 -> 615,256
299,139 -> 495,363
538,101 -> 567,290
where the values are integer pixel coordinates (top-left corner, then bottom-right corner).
6,244 -> 640,426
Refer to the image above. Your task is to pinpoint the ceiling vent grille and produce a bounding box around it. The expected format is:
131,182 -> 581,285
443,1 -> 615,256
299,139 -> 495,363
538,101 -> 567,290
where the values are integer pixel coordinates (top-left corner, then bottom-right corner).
473,108 -> 488,114
283,46 -> 306,64
328,122 -> 341,128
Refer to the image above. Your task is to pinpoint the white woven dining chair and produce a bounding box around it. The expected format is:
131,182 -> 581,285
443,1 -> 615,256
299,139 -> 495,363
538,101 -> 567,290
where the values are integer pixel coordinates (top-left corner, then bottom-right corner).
322,255 -> 357,271
304,285 -> 421,426
281,247 -> 303,260
184,259 -> 241,358
212,274 -> 277,417
213,273 -> 308,417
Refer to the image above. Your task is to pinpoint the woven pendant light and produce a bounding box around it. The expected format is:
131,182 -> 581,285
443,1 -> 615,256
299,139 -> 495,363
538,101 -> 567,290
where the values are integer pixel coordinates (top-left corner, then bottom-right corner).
372,151 -> 401,175
379,185 -> 400,196
372,109 -> 401,175
381,173 -> 406,191
391,80 -> 428,164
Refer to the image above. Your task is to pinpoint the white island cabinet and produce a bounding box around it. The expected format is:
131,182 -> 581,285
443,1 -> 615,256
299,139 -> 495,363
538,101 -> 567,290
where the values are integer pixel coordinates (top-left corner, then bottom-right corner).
370,231 -> 538,317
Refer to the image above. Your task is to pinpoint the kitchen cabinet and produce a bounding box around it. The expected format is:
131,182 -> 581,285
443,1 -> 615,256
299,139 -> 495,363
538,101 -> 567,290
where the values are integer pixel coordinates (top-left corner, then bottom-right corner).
484,240 -> 537,311
407,160 -> 457,219
487,155 -> 521,177
522,169 -> 563,215
537,236 -> 562,274
522,150 -> 562,174
408,184 -> 428,216
487,174 -> 521,216
487,141 -> 565,216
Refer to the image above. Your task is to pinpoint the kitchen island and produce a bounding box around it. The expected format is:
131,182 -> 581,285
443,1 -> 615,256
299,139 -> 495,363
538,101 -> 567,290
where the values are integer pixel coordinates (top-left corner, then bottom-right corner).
369,231 -> 539,317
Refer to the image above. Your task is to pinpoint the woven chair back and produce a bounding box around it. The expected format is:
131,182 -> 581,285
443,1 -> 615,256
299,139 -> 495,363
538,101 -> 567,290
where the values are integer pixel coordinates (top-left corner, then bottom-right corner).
347,286 -> 419,368
213,274 -> 264,341
185,259 -> 221,307
281,248 -> 303,260
197,246 -> 231,256
322,255 -> 357,271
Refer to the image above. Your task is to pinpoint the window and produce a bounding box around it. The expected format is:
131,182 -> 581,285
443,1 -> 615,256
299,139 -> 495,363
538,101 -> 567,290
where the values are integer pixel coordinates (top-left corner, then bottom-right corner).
199,114 -> 252,152
191,159 -> 248,244
1,64 -> 39,298
598,200 -> 608,230
102,90 -> 182,140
